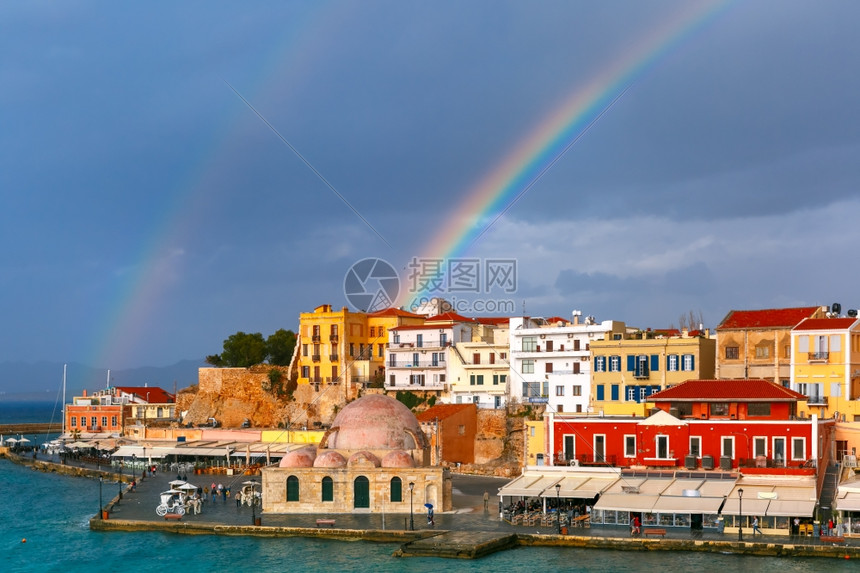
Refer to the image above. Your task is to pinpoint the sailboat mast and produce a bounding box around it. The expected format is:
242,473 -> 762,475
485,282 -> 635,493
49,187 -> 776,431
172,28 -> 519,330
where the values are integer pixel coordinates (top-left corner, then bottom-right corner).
62,363 -> 67,436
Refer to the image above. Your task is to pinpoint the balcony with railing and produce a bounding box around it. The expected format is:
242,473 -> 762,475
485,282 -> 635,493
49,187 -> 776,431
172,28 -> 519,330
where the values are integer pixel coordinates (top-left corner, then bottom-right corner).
311,335 -> 321,343
807,394 -> 828,406
311,354 -> 321,362
388,360 -> 446,369
329,354 -> 339,361
808,351 -> 829,362
329,334 -> 338,343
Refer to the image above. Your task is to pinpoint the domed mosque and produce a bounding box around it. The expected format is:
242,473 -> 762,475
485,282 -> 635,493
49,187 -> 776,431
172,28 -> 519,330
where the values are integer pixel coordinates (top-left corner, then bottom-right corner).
262,394 -> 451,514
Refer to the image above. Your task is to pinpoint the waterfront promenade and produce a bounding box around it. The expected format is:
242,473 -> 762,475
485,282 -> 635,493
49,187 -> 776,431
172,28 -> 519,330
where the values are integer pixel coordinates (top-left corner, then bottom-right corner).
6,450 -> 860,560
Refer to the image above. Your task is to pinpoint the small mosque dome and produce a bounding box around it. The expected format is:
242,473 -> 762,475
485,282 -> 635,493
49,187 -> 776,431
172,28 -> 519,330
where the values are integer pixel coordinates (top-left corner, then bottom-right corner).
313,450 -> 347,468
347,451 -> 381,468
381,450 -> 415,468
279,446 -> 317,468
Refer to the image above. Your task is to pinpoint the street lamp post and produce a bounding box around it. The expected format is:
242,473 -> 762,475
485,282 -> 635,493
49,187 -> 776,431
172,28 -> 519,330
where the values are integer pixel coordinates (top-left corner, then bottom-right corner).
555,483 -> 562,534
738,488 -> 744,541
251,480 -> 258,526
409,482 -> 415,531
118,460 -> 123,501
99,476 -> 104,519
142,447 -> 147,478
95,441 -> 100,471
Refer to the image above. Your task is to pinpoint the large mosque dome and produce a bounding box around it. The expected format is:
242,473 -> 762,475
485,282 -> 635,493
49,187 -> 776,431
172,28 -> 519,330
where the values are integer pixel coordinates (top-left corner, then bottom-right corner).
323,394 -> 427,451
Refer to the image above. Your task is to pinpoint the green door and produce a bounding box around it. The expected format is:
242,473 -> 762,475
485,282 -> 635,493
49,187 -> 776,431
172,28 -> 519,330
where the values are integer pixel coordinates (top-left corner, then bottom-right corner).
354,476 -> 370,509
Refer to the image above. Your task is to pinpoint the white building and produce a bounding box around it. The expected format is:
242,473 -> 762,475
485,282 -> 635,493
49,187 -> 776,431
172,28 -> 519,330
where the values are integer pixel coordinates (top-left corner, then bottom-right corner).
509,313 -> 626,414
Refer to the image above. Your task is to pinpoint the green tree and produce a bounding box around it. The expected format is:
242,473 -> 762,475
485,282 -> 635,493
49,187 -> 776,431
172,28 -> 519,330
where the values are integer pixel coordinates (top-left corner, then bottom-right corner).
218,331 -> 267,367
267,329 -> 297,366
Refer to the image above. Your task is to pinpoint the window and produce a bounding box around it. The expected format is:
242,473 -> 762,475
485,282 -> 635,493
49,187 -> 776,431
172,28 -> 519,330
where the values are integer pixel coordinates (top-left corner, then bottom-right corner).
470,374 -> 484,386
721,437 -> 734,458
500,352 -> 506,360
710,403 -> 729,416
545,362 -> 553,373
287,476 -> 300,501
784,345 -> 791,359
389,354 -> 397,367
390,477 -> 402,502
596,385 -> 605,401
522,382 -> 542,398
71,416 -> 77,427
378,344 -> 384,357
753,437 -> 767,458
656,435 -> 669,459
522,336 -> 537,352
609,355 -> 621,372
555,385 -> 564,396
302,344 -> 308,356
563,435 -> 575,460
369,326 -> 375,337
773,437 -> 786,462
748,403 -> 770,417
91,416 -> 97,428
389,374 -> 395,386
522,359 -> 535,374
791,437 -> 806,461
440,332 -> 447,346
573,362 -> 581,374
672,402 -> 692,417
572,385 -> 582,396
111,416 -> 117,427
545,340 -> 554,352
689,436 -> 701,457
755,345 -> 770,359
624,435 -> 636,458
321,477 -> 333,502
681,354 -> 695,371
416,334 -> 423,348
349,343 -> 355,357
492,374 -> 506,385
412,353 -> 419,366
594,435 -> 606,462
667,355 -> 679,372
610,385 -> 619,401
489,353 -> 495,364
725,346 -> 739,360
101,416 -> 107,427
594,356 -> 606,372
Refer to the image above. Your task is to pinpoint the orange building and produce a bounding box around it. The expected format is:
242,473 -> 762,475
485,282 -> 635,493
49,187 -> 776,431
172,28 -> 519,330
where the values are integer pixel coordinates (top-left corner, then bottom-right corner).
417,403 -> 477,466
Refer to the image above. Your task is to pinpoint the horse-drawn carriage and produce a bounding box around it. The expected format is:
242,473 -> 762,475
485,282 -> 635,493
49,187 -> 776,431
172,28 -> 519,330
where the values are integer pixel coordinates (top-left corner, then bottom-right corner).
155,490 -> 186,516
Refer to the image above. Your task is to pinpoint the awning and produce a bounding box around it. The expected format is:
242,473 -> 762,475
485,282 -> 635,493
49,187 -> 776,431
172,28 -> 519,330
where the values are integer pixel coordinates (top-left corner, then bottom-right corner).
593,493 -> 659,512
498,475 -> 561,498
111,446 -> 169,459
835,492 -> 860,512
720,497 -> 770,516
539,475 -> 619,499
651,495 -> 725,514
766,499 -> 816,517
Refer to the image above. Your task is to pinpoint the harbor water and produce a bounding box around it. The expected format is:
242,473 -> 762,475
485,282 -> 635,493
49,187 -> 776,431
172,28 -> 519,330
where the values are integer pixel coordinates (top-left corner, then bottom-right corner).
0,402 -> 855,572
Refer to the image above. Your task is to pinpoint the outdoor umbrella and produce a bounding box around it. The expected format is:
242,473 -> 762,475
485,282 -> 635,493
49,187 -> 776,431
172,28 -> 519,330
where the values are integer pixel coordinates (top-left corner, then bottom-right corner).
169,480 -> 187,488
17,437 -> 31,444
178,483 -> 198,491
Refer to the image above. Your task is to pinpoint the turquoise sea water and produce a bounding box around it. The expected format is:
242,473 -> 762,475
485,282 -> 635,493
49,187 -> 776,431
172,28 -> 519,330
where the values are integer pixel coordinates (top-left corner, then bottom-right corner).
1,403 -> 856,572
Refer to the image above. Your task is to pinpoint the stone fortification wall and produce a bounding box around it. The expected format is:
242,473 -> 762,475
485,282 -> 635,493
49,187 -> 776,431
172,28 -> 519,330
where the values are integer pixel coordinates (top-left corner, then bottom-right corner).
179,367 -> 350,430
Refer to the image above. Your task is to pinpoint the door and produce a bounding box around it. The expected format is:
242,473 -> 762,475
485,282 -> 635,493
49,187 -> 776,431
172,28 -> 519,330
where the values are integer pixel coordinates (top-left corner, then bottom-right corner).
564,435 -> 575,461
353,476 -> 370,509
594,435 -> 605,463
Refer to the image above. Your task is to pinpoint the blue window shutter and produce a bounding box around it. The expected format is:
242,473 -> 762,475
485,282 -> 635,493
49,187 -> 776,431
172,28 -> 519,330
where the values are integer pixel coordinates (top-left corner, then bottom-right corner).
666,355 -> 670,370
611,385 -> 619,401
651,355 -> 659,372
627,355 -> 635,371
690,355 -> 695,371
597,385 -> 605,401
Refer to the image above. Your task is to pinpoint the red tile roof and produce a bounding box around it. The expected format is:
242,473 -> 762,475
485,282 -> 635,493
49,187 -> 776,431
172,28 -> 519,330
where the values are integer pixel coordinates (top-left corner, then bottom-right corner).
716,307 -> 821,330
793,317 -> 859,331
648,379 -> 806,402
367,308 -> 426,319
115,386 -> 175,403
474,317 -> 510,326
425,312 -> 475,323
416,403 -> 476,422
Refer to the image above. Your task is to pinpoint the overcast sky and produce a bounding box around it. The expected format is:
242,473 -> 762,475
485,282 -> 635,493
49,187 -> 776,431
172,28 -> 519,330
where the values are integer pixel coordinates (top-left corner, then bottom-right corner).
2,0 -> 860,370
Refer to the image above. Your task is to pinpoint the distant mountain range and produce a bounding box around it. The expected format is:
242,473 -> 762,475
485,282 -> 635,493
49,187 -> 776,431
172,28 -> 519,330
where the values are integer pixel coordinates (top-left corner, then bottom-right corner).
0,359 -> 206,402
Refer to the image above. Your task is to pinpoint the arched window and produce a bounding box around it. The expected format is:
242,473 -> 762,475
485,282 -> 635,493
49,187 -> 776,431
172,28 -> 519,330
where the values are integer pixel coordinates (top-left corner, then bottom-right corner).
321,476 -> 333,502
286,475 -> 299,502
354,476 -> 370,509
390,477 -> 402,502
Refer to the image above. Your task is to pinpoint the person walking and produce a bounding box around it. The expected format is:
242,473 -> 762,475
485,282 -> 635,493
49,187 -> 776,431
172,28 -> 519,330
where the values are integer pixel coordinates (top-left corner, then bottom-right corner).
752,516 -> 763,535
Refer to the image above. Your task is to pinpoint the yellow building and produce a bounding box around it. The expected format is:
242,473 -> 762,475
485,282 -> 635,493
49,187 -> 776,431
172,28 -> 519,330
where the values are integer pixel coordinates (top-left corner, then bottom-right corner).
291,305 -> 424,395
524,418 -> 547,467
791,317 -> 860,420
716,306 -> 824,384
590,329 -> 716,416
